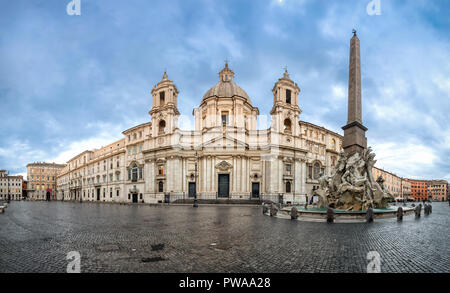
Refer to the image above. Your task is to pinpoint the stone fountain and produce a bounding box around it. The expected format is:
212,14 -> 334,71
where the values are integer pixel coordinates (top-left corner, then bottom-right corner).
314,148 -> 394,211
263,31 -> 414,221
313,30 -> 394,211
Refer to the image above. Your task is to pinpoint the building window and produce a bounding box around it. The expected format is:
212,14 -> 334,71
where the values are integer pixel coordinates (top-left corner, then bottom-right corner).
331,138 -> 336,150
286,181 -> 291,193
286,89 -> 291,104
221,112 -> 229,125
313,162 -> 321,179
116,190 -> 119,197
285,164 -> 291,174
132,164 -> 138,182
160,91 -> 165,105
158,166 -> 164,175
158,181 -> 164,192
284,119 -> 292,133
139,167 -> 143,179
159,120 -> 166,134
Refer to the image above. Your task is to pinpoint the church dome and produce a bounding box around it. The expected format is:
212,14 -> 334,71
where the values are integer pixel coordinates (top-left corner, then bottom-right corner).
201,62 -> 252,105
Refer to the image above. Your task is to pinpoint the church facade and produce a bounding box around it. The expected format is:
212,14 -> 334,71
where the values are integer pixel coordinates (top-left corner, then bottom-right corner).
56,63 -> 343,204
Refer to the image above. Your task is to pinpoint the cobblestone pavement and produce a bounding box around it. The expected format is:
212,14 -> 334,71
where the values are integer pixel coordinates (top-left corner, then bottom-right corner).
1,201 -> 449,273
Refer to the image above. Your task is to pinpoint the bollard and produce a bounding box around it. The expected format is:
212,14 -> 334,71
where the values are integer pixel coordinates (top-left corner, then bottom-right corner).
397,207 -> 403,221
326,208 -> 334,223
366,207 -> 374,223
290,206 -> 299,220
270,204 -> 278,217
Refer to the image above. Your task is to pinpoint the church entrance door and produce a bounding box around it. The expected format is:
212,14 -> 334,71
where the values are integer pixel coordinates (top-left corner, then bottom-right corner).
218,174 -> 230,198
188,182 -> 196,198
251,182 -> 260,198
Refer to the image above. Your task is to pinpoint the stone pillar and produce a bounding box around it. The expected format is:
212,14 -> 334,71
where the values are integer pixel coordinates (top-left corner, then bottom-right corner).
342,30 -> 368,156
212,156 -> 215,193
203,157 -> 207,194
301,161 -> 306,194
295,159 -> 301,195
233,157 -> 237,192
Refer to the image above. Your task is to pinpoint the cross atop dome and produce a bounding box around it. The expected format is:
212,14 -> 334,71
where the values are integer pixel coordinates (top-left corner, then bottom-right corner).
219,60 -> 234,82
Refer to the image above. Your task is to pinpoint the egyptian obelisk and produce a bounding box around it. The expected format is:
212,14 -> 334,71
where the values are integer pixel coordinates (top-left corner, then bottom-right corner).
342,30 -> 367,155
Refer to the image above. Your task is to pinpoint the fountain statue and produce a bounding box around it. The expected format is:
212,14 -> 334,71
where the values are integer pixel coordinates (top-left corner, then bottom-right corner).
314,148 -> 394,210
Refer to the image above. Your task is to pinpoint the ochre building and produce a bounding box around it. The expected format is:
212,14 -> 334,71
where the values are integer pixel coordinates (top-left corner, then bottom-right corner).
27,162 -> 66,200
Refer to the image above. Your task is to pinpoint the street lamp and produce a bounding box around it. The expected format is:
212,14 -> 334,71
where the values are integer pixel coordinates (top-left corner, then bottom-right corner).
7,173 -> 10,204
193,151 -> 198,208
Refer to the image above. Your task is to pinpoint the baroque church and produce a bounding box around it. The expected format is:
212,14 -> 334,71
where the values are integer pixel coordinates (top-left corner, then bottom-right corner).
57,63 -> 343,204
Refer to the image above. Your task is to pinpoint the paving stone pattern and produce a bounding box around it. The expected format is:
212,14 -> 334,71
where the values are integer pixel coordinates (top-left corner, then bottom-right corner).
0,202 -> 449,273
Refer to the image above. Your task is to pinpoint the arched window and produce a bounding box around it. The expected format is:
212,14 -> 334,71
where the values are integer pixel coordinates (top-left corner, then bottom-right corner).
313,162 -> 321,179
286,181 -> 291,193
283,119 -> 292,133
331,156 -> 336,167
331,138 -> 336,150
159,120 -> 166,134
132,164 -> 138,182
158,181 -> 164,192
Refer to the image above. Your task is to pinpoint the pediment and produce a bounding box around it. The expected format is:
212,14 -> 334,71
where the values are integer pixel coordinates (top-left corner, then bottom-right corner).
200,135 -> 247,149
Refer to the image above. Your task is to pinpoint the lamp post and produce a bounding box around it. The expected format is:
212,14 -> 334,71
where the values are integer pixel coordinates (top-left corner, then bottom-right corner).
193,151 -> 198,208
79,175 -> 83,203
7,173 -> 10,204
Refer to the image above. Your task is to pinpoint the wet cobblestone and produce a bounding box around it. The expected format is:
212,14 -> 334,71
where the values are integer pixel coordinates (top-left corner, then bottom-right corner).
0,201 -> 449,273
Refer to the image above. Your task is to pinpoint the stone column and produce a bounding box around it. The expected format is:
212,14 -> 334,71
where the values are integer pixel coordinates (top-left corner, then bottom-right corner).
212,156 -> 215,193
233,157 -> 236,192
203,157 -> 207,194
301,161 -> 306,195
295,159 -> 301,195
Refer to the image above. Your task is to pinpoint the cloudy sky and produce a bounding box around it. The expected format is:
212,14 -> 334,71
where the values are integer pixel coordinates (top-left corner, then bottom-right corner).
0,0 -> 449,181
